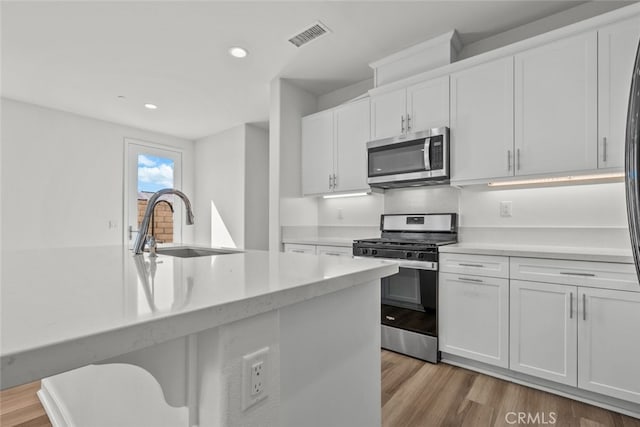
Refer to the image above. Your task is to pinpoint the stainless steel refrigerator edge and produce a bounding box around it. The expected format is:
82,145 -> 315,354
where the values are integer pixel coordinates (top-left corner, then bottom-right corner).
626,40 -> 640,284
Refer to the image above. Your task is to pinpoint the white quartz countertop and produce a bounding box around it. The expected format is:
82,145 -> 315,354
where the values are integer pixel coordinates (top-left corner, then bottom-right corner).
0,246 -> 397,389
282,237 -> 359,247
440,243 -> 634,264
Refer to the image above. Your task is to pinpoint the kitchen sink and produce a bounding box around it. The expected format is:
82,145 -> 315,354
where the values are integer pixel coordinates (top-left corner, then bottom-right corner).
156,246 -> 242,258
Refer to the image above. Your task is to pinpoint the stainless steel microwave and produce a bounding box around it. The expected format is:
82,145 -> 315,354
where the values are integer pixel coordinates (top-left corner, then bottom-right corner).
367,127 -> 449,189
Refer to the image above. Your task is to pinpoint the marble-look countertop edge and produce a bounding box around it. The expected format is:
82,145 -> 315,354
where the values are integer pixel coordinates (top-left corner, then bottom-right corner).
440,244 -> 634,264
0,260 -> 397,389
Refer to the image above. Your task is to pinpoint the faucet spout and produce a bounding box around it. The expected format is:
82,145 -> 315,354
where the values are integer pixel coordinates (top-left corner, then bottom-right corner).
133,188 -> 195,255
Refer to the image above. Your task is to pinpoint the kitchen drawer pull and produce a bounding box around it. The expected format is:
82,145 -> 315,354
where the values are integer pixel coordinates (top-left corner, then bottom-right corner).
324,252 -> 341,256
386,316 -> 396,321
459,263 -> 485,268
560,272 -> 596,277
458,277 -> 483,283
292,249 -> 306,253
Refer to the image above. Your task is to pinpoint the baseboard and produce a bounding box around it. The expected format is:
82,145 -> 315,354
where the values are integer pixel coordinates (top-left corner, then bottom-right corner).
441,353 -> 640,420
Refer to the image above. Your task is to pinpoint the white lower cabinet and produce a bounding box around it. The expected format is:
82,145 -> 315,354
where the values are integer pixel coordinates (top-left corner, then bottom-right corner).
316,245 -> 352,257
439,272 -> 509,368
509,280 -> 578,386
578,287 -> 640,404
284,243 -> 352,257
441,253 -> 640,406
283,243 -> 316,255
510,278 -> 640,404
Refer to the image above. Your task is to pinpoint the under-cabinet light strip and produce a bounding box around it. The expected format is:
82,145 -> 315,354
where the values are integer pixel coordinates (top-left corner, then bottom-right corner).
322,192 -> 370,199
487,172 -> 625,187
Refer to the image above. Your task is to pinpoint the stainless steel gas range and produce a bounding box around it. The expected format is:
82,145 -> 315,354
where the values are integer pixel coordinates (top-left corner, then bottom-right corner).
353,213 -> 458,363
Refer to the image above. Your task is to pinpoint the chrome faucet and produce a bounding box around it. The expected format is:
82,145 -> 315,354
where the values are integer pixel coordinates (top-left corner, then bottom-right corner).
133,188 -> 195,255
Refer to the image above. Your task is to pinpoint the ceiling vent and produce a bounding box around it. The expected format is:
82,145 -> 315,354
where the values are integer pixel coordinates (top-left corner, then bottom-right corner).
288,21 -> 331,48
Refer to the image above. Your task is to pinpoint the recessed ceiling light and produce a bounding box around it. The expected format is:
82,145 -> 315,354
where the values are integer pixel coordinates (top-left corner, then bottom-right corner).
229,47 -> 248,58
117,95 -> 126,99
144,103 -> 158,110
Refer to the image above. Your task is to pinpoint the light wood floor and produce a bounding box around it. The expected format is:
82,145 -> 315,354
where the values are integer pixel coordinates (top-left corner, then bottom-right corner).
1,352 -> 639,426
382,349 -> 640,427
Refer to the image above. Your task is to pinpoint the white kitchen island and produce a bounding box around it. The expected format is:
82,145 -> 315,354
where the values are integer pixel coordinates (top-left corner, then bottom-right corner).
0,246 -> 397,427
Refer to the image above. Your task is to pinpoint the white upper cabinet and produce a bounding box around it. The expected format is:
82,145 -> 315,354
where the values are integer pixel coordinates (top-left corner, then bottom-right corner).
370,89 -> 406,140
406,75 -> 450,132
598,17 -> 640,169
370,76 -> 449,140
302,98 -> 370,196
450,57 -> 514,182
514,32 -> 598,176
334,99 -> 370,193
302,110 -> 334,195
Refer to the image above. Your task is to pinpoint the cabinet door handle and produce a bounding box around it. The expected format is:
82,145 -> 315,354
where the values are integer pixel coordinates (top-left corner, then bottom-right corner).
569,292 -> 573,319
507,150 -> 512,172
407,114 -> 412,132
333,174 -> 337,188
385,316 -> 396,321
560,272 -> 596,277
329,174 -> 333,189
458,276 -> 483,283
292,249 -> 306,253
603,137 -> 608,162
517,148 -> 521,170
324,252 -> 342,256
459,263 -> 484,268
401,115 -> 405,133
583,294 -> 587,321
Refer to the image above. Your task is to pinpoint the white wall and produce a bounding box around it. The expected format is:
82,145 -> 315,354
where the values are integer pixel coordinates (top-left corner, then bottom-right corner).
244,124 -> 269,250
459,1 -> 631,59
384,186 -> 460,215
459,182 -> 627,228
269,79 -> 318,251
194,125 -> 245,248
317,193 -> 383,226
1,98 -> 195,251
317,78 -> 374,111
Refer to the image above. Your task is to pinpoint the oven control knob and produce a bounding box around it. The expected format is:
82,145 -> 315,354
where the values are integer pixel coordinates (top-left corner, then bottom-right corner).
361,249 -> 369,255
371,249 -> 378,256
417,252 -> 425,259
405,252 -> 413,258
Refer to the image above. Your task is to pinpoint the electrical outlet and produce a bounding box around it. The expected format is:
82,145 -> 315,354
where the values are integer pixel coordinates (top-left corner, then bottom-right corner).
500,201 -> 513,217
242,347 -> 269,411
251,361 -> 264,396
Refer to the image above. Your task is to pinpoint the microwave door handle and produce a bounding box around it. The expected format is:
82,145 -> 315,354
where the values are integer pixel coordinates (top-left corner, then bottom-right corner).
424,138 -> 431,171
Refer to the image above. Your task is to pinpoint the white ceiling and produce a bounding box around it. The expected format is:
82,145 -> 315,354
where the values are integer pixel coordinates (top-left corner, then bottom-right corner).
0,1 -> 621,140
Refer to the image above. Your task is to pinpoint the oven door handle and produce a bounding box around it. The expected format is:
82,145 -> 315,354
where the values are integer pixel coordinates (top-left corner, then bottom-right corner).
354,256 -> 437,271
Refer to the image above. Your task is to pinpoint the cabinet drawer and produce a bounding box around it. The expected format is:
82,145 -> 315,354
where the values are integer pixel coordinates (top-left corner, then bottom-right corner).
510,257 -> 639,292
317,245 -> 352,257
284,243 -> 317,255
439,253 -> 509,278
